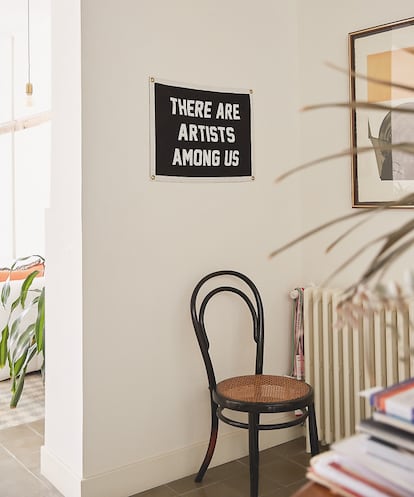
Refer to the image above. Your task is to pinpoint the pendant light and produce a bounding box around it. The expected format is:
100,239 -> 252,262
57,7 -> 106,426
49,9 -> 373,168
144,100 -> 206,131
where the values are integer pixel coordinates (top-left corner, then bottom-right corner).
25,0 -> 33,106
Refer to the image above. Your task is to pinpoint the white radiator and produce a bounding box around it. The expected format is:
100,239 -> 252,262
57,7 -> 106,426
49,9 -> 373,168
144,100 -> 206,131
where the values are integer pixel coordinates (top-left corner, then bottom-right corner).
303,287 -> 414,445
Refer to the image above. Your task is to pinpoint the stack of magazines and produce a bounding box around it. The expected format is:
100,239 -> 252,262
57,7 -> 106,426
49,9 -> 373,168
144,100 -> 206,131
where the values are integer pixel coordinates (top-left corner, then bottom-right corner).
307,378 -> 414,497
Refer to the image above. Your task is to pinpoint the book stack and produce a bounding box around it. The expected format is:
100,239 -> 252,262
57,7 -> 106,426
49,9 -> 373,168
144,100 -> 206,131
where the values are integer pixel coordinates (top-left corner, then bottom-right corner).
307,378 -> 414,497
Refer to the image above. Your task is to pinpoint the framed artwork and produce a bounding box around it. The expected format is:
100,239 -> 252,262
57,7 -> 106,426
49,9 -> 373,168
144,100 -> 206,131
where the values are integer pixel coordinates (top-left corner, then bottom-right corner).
349,17 -> 414,207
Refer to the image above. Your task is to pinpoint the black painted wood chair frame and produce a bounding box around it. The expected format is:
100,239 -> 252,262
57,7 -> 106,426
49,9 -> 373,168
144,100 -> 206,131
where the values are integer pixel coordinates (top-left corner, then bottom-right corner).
190,270 -> 319,497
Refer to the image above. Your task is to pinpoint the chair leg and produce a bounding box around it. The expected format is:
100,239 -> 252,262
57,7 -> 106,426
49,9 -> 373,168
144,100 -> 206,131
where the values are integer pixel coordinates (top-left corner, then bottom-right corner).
248,412 -> 260,497
308,402 -> 319,456
195,400 -> 219,482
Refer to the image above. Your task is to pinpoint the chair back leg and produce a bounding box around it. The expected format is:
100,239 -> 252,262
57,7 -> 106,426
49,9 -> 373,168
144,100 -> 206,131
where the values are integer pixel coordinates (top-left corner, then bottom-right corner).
195,399 -> 219,482
248,412 -> 260,497
308,402 -> 319,456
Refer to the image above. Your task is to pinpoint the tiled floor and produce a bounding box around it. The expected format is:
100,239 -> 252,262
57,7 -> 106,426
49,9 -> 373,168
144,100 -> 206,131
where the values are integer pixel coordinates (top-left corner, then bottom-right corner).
131,437 -> 320,497
0,418 -> 63,497
0,420 -> 318,497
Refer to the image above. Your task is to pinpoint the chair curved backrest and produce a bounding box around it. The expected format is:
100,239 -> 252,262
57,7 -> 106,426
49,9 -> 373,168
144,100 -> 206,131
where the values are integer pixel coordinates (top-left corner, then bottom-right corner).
190,270 -> 264,391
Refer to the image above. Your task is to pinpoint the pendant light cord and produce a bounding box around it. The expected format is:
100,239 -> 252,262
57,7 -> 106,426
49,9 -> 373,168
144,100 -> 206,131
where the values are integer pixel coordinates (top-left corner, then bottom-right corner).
27,0 -> 31,84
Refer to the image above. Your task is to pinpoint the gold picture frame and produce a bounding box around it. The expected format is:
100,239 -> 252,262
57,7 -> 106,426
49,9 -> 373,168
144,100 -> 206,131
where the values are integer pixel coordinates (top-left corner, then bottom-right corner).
349,17 -> 414,208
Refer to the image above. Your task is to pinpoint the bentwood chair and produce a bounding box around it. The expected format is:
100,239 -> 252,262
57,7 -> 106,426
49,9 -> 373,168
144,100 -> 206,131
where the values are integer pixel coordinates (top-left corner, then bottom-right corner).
190,270 -> 319,497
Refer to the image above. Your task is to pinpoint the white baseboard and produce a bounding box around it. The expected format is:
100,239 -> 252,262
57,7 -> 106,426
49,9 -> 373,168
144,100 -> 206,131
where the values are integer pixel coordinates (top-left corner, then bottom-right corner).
41,418 -> 304,497
41,445 -> 81,497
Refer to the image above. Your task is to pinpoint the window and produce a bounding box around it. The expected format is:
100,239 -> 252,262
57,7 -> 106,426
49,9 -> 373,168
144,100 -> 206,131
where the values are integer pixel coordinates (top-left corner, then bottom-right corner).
0,1 -> 51,265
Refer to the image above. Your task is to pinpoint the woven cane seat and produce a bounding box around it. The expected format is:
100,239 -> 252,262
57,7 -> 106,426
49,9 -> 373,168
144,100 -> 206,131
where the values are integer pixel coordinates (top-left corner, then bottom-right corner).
216,374 -> 311,404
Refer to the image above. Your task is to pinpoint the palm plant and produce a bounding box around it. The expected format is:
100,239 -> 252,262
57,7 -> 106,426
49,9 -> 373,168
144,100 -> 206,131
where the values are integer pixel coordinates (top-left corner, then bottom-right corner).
0,255 -> 45,407
270,65 -> 414,322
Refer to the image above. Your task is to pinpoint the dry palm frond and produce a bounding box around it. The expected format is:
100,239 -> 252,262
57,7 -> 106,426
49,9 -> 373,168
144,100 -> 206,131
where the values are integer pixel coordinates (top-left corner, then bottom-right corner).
272,67 -> 414,309
302,101 -> 414,113
275,143 -> 414,182
327,61 -> 414,94
269,208 -> 373,258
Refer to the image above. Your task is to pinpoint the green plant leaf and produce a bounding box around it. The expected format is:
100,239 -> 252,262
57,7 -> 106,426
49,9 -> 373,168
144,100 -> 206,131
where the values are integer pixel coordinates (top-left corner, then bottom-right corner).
10,349 -> 28,379
0,255 -> 45,407
10,295 -> 21,313
10,371 -> 26,408
1,280 -> 10,307
20,270 -> 40,308
10,342 -> 37,407
0,325 -> 9,368
9,303 -> 35,339
35,288 -> 45,353
10,324 -> 34,366
12,338 -> 36,380
9,315 -> 23,339
23,343 -> 37,368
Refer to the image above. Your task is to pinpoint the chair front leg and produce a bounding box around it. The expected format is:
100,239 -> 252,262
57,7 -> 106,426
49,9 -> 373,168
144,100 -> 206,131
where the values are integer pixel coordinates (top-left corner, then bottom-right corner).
248,412 -> 260,497
195,398 -> 219,482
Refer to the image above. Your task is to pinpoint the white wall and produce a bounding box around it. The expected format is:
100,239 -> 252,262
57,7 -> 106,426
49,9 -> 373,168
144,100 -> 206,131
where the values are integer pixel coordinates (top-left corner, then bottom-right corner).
295,0 -> 414,289
41,1 -> 84,495
44,1 -> 414,496
43,1 -> 304,496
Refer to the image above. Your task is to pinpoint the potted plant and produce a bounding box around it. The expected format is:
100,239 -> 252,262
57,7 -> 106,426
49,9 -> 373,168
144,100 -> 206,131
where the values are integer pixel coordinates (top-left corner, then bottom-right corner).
0,255 -> 45,407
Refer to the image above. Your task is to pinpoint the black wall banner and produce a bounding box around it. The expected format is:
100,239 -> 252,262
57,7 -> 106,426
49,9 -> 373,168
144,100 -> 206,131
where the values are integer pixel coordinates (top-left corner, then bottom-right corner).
150,78 -> 253,181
